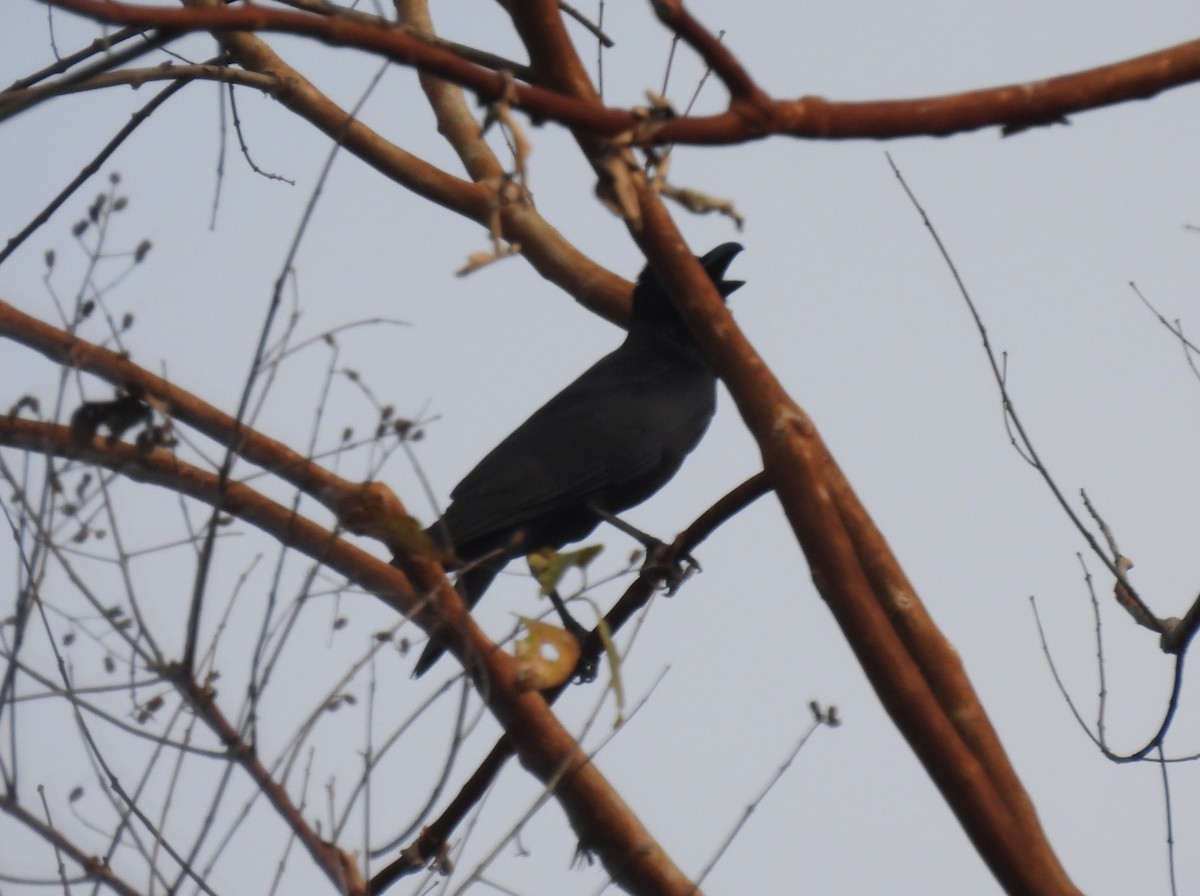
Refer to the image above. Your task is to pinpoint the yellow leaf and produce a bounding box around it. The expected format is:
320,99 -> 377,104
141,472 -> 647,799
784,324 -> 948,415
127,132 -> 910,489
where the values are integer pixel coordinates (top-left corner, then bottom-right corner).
512,617 -> 581,691
526,544 -> 604,595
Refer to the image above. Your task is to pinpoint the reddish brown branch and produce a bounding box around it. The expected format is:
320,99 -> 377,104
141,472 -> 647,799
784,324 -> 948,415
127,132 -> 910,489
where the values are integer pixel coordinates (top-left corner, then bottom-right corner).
652,36 -> 1200,142
398,0 -> 504,184
45,0 -> 632,131
173,672 -> 365,894
0,299 -> 357,507
648,0 -> 768,104
4,283 -> 700,891
390,523 -> 705,895
1,410 -> 701,894
505,0 -> 599,102
372,472 -> 772,892
0,415 -> 611,894
0,306 -> 479,685
43,0 -> 1200,143
594,471 -> 771,642
197,0 -> 634,325
0,415 -> 423,613
625,189 -> 1081,895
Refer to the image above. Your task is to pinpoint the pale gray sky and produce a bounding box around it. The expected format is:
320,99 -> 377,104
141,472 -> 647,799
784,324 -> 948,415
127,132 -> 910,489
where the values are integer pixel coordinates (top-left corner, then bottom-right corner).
3,2 -> 1200,893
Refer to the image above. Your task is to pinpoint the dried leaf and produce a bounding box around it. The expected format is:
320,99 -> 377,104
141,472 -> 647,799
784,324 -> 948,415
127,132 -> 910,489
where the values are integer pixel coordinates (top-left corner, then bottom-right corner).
513,617 -> 581,691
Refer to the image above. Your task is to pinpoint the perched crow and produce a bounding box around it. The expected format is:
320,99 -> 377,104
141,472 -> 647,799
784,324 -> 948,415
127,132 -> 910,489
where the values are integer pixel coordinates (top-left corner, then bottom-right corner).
413,243 -> 744,675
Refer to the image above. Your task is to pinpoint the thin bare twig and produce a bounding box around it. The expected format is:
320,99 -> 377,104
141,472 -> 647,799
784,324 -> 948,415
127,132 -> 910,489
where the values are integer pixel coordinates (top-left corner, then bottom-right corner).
558,0 -> 614,48
887,152 -> 1143,608
0,76 -> 191,267
1130,281 -> 1200,386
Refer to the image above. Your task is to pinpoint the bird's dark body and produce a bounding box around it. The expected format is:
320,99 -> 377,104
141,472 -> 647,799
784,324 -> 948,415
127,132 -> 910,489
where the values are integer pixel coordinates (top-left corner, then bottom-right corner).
414,243 -> 743,675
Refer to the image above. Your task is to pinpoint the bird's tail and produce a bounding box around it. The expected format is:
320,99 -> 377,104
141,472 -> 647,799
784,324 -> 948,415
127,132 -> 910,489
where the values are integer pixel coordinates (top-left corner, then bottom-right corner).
411,563 -> 500,677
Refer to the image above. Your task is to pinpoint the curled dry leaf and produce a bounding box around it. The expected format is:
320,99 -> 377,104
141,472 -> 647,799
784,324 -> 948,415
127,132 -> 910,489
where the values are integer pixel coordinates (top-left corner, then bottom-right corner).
513,617 -> 581,691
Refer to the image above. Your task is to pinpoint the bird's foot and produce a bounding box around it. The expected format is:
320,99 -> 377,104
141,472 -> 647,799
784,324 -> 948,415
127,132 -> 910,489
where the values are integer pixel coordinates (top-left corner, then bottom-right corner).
587,503 -> 699,594
640,540 -> 700,596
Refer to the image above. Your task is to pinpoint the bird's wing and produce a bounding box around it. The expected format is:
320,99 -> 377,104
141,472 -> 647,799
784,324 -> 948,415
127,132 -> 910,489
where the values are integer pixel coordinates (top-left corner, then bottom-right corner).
441,348 -> 714,547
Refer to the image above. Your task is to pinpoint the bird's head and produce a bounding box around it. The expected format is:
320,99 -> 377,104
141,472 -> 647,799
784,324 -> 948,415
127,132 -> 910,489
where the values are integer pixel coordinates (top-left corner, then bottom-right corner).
630,242 -> 745,343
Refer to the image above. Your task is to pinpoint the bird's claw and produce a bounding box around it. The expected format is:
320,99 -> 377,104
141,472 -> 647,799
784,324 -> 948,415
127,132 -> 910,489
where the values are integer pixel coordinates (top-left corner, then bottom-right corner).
640,541 -> 700,595
571,650 -> 601,683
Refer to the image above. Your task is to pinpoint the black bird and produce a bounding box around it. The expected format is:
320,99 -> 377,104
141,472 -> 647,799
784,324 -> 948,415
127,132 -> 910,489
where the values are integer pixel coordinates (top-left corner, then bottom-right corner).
414,243 -> 744,675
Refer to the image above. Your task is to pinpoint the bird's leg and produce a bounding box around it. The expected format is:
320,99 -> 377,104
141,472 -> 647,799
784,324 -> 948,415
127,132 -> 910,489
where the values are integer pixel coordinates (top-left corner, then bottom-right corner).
587,503 -> 661,545
544,588 -> 600,682
545,588 -> 588,640
588,503 -> 699,594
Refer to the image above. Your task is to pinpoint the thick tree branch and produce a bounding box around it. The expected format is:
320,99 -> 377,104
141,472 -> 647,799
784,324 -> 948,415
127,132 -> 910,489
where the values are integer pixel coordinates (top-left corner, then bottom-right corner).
42,0 -> 1200,143
184,0 -> 633,324
0,410 -> 701,895
43,1 -> 634,131
0,298 -> 356,508
3,278 -> 703,892
398,0 -> 504,185
626,191 -> 1080,895
648,0 -> 768,104
7,4 -> 1165,891
392,530 -> 705,896
373,472 -> 771,891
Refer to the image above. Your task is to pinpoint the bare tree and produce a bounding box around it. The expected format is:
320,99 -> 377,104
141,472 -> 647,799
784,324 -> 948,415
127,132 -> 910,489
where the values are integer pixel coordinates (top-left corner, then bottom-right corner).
3,2 -> 1200,894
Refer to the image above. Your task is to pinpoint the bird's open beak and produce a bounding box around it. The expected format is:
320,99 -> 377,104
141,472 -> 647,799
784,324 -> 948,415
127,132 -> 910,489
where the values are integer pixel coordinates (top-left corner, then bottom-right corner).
699,242 -> 744,298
